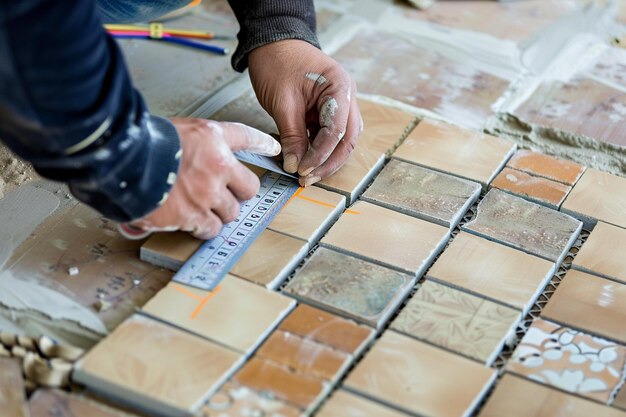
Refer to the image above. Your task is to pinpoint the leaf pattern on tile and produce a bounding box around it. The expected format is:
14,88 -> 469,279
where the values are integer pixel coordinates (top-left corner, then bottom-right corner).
506,318 -> 626,403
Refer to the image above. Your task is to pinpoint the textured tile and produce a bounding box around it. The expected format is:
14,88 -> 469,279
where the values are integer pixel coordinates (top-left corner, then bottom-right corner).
344,331 -> 496,417
256,329 -> 351,381
278,304 -> 374,354
141,231 -> 202,271
316,390 -> 410,417
562,168 -> 626,229
29,390 -> 138,417
229,230 -> 308,289
141,275 -> 295,354
0,357 -> 28,417
390,280 -> 520,365
542,269 -> 626,345
479,374 -> 626,417
321,201 -> 449,275
428,232 -> 555,313
356,99 -> 416,156
73,314 -> 243,417
362,159 -> 480,230
507,150 -> 585,185
614,385 -> 626,411
491,167 -> 571,209
284,248 -> 414,328
201,382 -> 300,417
267,186 -> 345,243
394,119 -> 516,186
463,189 -> 582,264
506,318 -> 626,403
232,357 -> 330,411
573,221 -> 626,283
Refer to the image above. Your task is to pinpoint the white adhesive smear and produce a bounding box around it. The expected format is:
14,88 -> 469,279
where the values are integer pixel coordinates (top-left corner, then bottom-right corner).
320,97 -> 339,127
305,72 -> 328,85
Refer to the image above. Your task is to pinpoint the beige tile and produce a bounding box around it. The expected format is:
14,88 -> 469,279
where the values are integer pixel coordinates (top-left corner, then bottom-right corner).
321,201 -> 449,275
391,280 -> 520,365
614,385 -> 626,411
141,275 -> 295,354
344,331 -> 496,417
284,248 -> 414,328
229,230 -> 308,289
29,390 -> 139,417
268,186 -> 345,243
316,390 -> 410,417
491,167 -> 571,209
573,221 -> 626,284
506,318 -> 626,404
428,232 -> 555,313
562,168 -> 626,229
479,374 -> 626,417
356,99 -> 416,156
542,269 -> 626,345
73,314 -> 243,417
506,150 -> 585,185
394,119 -> 515,186
202,382 -> 301,417
0,357 -> 28,417
140,231 -> 202,271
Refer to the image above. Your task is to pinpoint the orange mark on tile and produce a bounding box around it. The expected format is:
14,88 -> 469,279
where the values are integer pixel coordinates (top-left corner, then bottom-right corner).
283,186 -> 359,213
284,187 -> 304,208
345,209 -> 361,215
172,283 -> 222,320
296,195 -> 338,209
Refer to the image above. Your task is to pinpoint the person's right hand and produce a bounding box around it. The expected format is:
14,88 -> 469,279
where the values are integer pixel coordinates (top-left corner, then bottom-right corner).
130,118 -> 281,239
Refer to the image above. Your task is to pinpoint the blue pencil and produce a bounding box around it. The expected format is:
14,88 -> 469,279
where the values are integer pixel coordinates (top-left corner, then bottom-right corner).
110,34 -> 229,56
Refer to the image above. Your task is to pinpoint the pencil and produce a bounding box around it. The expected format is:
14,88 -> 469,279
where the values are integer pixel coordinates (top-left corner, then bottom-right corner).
104,24 -> 232,40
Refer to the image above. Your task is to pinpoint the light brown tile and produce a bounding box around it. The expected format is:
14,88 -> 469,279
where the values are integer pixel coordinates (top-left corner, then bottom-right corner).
29,390 -> 138,417
356,99 -> 416,156
229,230 -> 308,289
573,221 -> 626,284
141,275 -> 295,354
256,329 -> 351,381
562,168 -> 626,229
0,357 -> 28,417
284,248 -> 414,328
614,385 -> 626,411
394,119 -> 516,186
363,160 -> 480,230
321,201 -> 449,275
201,382 -> 300,417
344,331 -> 496,417
507,150 -> 585,185
479,374 -> 626,417
391,280 -> 520,365
267,186 -> 345,243
491,167 -> 571,209
140,231 -> 202,271
316,390 -> 410,417
506,318 -> 626,404
463,189 -> 582,264
73,314 -> 243,417
542,269 -> 626,345
278,304 -> 374,354
428,232 -> 555,313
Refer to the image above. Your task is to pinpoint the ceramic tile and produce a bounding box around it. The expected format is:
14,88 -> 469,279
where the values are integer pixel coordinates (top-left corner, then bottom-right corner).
140,231 -> 202,271
491,167 -> 571,209
542,269 -> 626,345
573,222 -> 626,284
201,382 -> 301,417
232,357 -> 330,411
0,357 -> 28,417
428,232 -> 555,313
229,230 -> 308,290
73,314 -> 243,417
321,200 -> 449,275
267,186 -> 345,243
256,329 -> 351,381
316,390 -> 410,417
614,385 -> 626,411
393,118 -> 516,187
506,150 -> 585,185
284,248 -> 414,328
478,374 -> 626,417
506,318 -> 626,403
141,275 -> 295,354
29,390 -> 138,417
356,99 -> 416,156
344,331 -> 496,417
278,304 -> 374,354
562,168 -> 626,229
463,189 -> 582,264
390,280 -> 520,365
362,159 -> 480,230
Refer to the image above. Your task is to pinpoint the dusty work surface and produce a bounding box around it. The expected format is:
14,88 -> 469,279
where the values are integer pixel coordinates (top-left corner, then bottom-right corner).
2,0 -> 626,416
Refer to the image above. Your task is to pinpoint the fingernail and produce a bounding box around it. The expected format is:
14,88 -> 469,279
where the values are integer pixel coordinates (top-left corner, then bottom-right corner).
271,140 -> 282,156
283,154 -> 299,173
300,166 -> 314,177
303,175 -> 321,187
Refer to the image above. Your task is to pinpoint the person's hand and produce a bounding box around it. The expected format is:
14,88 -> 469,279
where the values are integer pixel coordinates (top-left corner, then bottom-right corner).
248,39 -> 363,186
131,118 -> 281,239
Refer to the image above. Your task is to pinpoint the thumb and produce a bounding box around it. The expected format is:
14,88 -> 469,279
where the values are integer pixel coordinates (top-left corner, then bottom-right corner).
222,122 -> 281,156
272,102 -> 309,174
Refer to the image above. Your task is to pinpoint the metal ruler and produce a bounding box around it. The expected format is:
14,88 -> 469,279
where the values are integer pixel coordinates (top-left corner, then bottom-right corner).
172,171 -> 299,291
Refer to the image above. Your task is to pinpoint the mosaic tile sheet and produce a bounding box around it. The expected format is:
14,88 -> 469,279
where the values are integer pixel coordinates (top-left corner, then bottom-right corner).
491,167 -> 571,209
573,221 -> 626,284
201,382 -> 300,417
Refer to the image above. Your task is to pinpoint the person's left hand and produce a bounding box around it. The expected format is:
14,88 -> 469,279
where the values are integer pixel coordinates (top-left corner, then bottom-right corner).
248,39 -> 363,187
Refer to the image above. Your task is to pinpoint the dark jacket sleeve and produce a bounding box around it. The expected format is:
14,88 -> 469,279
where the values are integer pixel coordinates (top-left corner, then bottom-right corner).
227,0 -> 320,72
0,0 -> 181,222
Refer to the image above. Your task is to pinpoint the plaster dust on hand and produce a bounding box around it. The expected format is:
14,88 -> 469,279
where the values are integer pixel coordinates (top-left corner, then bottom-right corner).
0,142 -> 38,199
